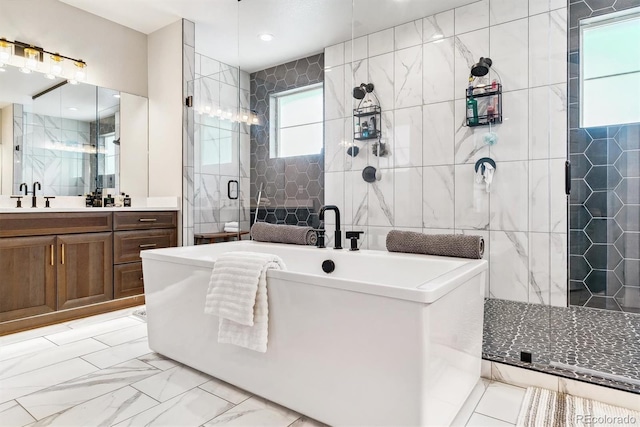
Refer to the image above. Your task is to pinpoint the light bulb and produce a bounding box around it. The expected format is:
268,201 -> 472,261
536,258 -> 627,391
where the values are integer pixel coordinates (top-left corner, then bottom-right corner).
24,48 -> 39,71
50,54 -> 63,76
0,39 -> 12,62
73,61 -> 86,83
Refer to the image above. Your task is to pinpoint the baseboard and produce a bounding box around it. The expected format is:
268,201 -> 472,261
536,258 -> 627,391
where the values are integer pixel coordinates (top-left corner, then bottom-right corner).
0,295 -> 145,336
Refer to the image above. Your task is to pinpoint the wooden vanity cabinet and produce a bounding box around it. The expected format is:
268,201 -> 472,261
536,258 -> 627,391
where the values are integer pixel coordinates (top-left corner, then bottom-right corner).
0,210 -> 177,334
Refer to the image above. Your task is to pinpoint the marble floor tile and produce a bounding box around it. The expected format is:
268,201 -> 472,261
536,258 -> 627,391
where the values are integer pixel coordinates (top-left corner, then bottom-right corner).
17,359 -> 159,420
0,338 -> 107,381
28,386 -> 158,427
288,417 -> 329,427
132,365 -> 211,402
81,336 -> 151,369
0,401 -> 35,427
474,382 -> 526,424
93,323 -> 148,347
113,387 -> 232,427
64,308 -> 140,329
0,337 -> 57,363
0,323 -> 71,347
199,377 -> 252,404
0,358 -> 97,404
203,396 -> 300,427
137,353 -> 180,371
46,317 -> 141,346
465,413 -> 515,427
451,379 -> 490,427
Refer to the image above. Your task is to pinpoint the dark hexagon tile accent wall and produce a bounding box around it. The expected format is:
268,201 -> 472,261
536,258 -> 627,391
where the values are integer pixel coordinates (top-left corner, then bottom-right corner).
249,53 -> 325,228
568,0 -> 640,313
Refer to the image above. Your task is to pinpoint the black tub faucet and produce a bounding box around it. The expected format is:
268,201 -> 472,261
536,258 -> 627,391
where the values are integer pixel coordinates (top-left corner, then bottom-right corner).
319,205 -> 342,249
32,182 -> 41,208
19,182 -> 28,196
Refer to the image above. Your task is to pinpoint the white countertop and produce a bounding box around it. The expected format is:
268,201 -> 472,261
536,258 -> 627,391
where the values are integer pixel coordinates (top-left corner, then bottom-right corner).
0,196 -> 180,213
0,207 -> 179,213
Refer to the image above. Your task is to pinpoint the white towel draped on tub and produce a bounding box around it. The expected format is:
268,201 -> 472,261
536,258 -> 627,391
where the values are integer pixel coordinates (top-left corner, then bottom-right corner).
204,251 -> 285,353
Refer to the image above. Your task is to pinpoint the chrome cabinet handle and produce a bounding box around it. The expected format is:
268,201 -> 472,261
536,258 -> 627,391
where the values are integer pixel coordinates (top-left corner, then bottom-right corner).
139,244 -> 157,249
138,218 -> 157,222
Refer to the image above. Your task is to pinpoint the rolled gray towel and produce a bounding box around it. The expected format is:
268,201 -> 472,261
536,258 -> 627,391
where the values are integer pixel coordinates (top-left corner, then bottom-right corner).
251,222 -> 317,246
386,230 -> 484,259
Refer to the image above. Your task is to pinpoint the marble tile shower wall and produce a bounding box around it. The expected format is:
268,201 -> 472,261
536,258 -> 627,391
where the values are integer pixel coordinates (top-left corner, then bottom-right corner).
568,0 -> 640,313
15,109 -> 91,197
324,0 -> 568,306
192,52 -> 251,235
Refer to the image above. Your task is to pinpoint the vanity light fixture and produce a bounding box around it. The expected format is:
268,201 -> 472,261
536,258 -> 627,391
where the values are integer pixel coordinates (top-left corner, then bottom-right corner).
258,33 -> 274,42
0,38 -> 87,83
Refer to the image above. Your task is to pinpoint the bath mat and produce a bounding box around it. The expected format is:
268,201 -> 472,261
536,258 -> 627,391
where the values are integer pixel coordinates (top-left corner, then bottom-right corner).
132,306 -> 146,321
516,387 -> 640,427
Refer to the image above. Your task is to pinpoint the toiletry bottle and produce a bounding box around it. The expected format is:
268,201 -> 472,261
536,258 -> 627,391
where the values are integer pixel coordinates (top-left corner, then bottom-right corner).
124,195 -> 131,207
466,96 -> 478,126
115,192 -> 124,207
361,121 -> 369,138
104,194 -> 115,207
85,194 -> 93,208
370,116 -> 377,134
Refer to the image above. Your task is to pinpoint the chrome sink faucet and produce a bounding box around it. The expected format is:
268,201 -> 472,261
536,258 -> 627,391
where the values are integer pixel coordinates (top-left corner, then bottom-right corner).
32,182 -> 41,208
319,205 -> 342,249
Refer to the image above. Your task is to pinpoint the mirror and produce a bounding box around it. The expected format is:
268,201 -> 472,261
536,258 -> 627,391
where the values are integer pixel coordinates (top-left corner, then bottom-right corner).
0,64 -> 148,197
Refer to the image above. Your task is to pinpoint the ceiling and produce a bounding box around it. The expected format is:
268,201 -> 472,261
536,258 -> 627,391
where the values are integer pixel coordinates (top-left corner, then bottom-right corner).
57,0 -> 478,72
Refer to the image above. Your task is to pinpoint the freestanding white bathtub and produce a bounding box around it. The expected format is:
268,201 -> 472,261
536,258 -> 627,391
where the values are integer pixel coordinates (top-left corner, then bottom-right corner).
141,241 -> 487,426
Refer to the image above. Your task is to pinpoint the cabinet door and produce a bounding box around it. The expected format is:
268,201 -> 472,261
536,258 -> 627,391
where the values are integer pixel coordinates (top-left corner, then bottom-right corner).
0,236 -> 56,322
57,232 -> 113,310
114,262 -> 145,298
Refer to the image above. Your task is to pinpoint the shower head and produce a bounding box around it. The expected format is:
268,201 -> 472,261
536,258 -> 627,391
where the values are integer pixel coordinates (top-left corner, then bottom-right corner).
352,83 -> 374,99
470,57 -> 492,77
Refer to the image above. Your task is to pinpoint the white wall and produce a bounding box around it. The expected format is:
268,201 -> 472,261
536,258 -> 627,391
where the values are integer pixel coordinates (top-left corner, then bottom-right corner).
0,0 -> 148,96
324,0 -> 568,307
147,20 -> 183,198
0,106 -> 13,195
120,93 -> 149,196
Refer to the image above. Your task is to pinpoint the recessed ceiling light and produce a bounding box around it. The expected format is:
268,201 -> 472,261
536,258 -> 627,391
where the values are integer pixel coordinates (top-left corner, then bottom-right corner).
68,107 -> 78,111
431,34 -> 444,40
113,94 -> 121,98
258,33 -> 274,42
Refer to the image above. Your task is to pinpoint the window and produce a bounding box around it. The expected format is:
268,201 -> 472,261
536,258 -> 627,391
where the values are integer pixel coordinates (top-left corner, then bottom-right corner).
270,83 -> 323,158
580,8 -> 640,128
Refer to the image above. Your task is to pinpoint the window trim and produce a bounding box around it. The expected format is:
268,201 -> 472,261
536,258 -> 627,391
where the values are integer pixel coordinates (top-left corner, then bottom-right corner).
579,7 -> 640,128
269,82 -> 324,158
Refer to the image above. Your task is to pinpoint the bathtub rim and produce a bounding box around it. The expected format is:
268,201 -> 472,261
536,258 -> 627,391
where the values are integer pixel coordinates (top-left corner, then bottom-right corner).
141,243 -> 487,304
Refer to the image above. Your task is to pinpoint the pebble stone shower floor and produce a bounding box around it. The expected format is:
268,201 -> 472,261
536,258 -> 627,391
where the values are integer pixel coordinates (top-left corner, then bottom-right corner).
483,299 -> 640,394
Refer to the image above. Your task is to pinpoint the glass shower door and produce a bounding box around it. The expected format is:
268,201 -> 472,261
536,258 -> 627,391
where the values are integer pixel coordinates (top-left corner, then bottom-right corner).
560,2 -> 640,388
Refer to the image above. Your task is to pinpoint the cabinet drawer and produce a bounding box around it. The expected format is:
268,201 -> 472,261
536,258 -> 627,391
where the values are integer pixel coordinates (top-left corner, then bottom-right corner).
0,212 -> 112,237
114,262 -> 145,298
113,211 -> 177,231
114,229 -> 177,264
